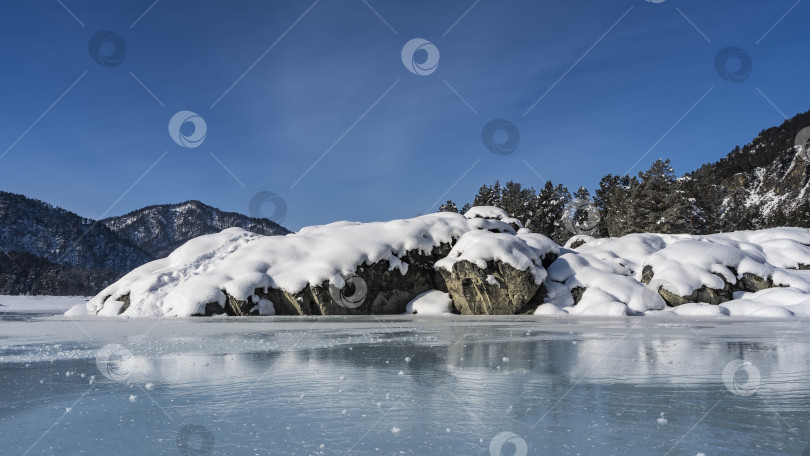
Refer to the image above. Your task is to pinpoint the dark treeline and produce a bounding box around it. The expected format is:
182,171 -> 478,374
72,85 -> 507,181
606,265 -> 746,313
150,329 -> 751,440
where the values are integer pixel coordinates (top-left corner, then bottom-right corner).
439,158 -> 697,244
441,150 -> 810,244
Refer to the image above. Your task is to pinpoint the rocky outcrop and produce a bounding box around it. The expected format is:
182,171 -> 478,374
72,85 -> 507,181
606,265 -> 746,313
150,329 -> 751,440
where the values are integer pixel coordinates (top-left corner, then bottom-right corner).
434,230 -> 554,315
737,272 -> 776,293
76,205 -> 810,318
257,244 -> 453,316
641,265 -> 776,306
438,259 -> 544,315
463,206 -> 524,232
655,280 -> 734,306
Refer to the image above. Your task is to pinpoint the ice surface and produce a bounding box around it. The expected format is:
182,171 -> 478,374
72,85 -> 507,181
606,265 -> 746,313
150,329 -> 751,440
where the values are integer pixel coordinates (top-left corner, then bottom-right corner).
4,298 -> 810,455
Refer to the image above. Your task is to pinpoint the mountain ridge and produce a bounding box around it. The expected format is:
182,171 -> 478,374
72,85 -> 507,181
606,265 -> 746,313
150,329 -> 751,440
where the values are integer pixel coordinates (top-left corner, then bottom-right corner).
684,108 -> 810,231
0,193 -> 291,295
102,199 -> 290,258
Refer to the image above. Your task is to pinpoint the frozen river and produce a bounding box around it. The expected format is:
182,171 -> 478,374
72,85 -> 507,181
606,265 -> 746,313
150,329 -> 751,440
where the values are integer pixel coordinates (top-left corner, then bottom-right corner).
1,298 -> 809,455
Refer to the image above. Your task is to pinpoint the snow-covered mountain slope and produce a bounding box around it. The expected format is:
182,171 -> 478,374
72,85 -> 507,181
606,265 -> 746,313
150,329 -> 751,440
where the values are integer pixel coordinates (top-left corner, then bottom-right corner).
0,191 -> 152,272
0,191 -> 290,295
684,109 -> 810,228
101,200 -> 290,258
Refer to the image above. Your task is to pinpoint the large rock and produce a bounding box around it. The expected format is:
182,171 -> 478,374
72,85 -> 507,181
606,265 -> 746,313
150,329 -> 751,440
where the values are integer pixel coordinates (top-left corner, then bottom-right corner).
641,265 -> 774,306
463,206 -> 524,232
737,272 -> 776,293
435,231 -> 554,315
257,244 -> 453,316
438,259 -> 544,315
654,280 -> 734,306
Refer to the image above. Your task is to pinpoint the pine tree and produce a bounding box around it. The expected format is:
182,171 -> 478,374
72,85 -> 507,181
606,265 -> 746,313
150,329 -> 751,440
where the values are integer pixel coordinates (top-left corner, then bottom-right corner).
438,200 -> 459,213
501,181 -> 536,227
472,181 -> 502,207
550,184 -> 573,244
596,174 -> 634,237
660,186 -> 694,233
625,159 -> 692,234
723,192 -> 763,231
530,181 -> 561,238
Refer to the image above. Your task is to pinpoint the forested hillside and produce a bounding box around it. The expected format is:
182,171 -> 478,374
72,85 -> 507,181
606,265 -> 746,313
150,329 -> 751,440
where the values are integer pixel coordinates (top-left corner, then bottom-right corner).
441,109 -> 810,242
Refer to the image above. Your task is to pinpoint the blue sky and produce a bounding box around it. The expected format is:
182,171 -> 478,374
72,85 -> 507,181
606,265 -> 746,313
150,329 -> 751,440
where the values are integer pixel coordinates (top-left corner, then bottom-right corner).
0,0 -> 808,231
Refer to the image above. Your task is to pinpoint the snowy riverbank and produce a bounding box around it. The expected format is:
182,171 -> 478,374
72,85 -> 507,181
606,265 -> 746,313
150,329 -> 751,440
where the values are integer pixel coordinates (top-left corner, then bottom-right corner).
66,207 -> 810,319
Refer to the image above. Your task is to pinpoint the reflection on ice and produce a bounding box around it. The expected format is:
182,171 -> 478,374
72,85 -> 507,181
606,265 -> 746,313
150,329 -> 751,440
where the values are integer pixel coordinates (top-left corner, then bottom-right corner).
1,315 -> 810,455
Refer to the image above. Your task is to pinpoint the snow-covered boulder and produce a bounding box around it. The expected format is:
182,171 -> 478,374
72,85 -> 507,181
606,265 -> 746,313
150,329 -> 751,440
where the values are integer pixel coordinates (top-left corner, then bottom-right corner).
641,237 -> 810,306
564,234 -> 596,250
539,228 -> 810,316
434,231 -> 556,315
262,242 -> 454,316
463,205 -> 524,232
544,251 -> 666,315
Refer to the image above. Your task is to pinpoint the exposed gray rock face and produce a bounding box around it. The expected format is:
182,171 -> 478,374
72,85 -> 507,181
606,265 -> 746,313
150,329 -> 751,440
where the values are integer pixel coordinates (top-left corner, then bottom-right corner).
565,235 -> 596,250
568,239 -> 587,249
438,260 -> 544,315
224,292 -> 258,316
255,244 -> 454,316
641,265 -> 776,306
737,272 -> 776,293
655,280 -> 734,306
